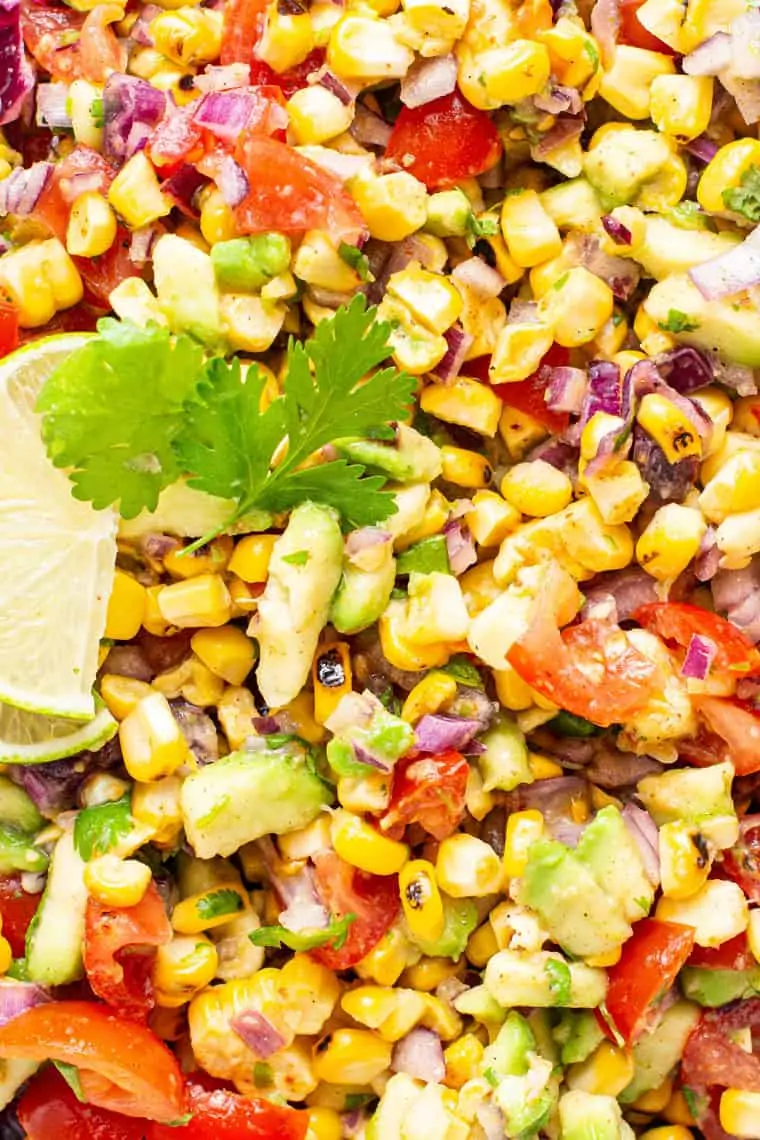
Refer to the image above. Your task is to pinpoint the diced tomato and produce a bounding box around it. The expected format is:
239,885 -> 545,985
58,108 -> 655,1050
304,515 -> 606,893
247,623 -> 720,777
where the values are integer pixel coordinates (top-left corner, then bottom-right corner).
635,603 -> 760,678
21,1 -> 86,82
471,343 -> 572,432
249,49 -> 326,100
688,933 -> 755,972
618,0 -> 676,53
149,104 -> 204,170
0,1001 -> 186,1122
722,816 -> 760,904
381,750 -> 469,842
692,697 -> 760,776
150,1081 -> 310,1140
18,304 -> 102,346
0,300 -> 19,359
0,877 -> 39,957
74,227 -> 142,309
310,851 -> 399,970
682,1005 -> 760,1093
385,91 -> 502,191
33,147 -> 115,243
601,919 -> 696,1045
18,1067 -> 146,1140
83,883 -> 172,1022
234,134 -> 366,245
220,0 -> 267,66
79,4 -> 127,83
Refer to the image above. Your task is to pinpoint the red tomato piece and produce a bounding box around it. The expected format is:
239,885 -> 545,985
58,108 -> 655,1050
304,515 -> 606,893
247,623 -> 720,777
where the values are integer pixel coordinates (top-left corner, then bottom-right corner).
692,697 -> 760,776
74,226 -> 142,309
310,851 -> 399,970
722,816 -> 760,904
33,146 -> 115,242
0,877 -> 39,958
0,300 -> 19,359
83,882 -> 172,1022
619,0 -> 676,53
234,134 -> 366,245
682,1013 -> 760,1093
150,1081 -> 309,1140
0,1001 -> 186,1122
381,750 -> 469,841
21,1 -> 86,82
385,91 -> 502,191
220,0 -> 267,66
18,1067 -> 146,1140
249,49 -> 326,100
635,602 -> 760,677
18,304 -> 102,346
149,104 -> 204,170
473,343 -> 572,432
79,4 -> 127,83
688,933 -> 755,972
602,919 -> 695,1045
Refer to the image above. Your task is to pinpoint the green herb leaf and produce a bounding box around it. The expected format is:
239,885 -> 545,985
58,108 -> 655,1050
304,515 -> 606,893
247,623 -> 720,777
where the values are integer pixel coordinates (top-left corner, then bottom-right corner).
253,1062 -> 274,1088
723,164 -> 760,222
396,534 -> 450,576
37,320 -> 205,518
165,1115 -> 194,1127
657,308 -> 699,334
483,1067 -> 500,1088
195,888 -> 244,921
338,242 -> 371,282
54,1062 -> 87,1103
467,213 -> 499,239
74,795 -> 133,862
553,272 -> 569,291
583,39 -> 600,70
545,958 -> 572,1006
249,913 -> 357,952
548,711 -> 599,738
666,200 -> 714,231
282,550 -> 310,566
442,654 -> 484,689
90,96 -> 104,128
344,1093 -> 374,1111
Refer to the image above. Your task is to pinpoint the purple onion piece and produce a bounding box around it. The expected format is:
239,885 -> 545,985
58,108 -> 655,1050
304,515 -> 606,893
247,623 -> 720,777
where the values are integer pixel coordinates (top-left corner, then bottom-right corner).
161,164 -> 208,213
103,74 -> 166,162
36,83 -> 72,130
545,365 -> 587,414
580,360 -> 623,426
653,346 -> 713,394
689,226 -> 760,300
532,114 -> 585,158
622,803 -> 660,886
0,0 -> 34,127
0,980 -> 50,1027
695,527 -> 720,582
216,154 -> 250,208
681,633 -> 718,680
444,518 -> 477,576
451,257 -> 505,298
318,70 -> 355,106
253,715 -> 281,735
685,134 -> 719,164
352,742 -> 392,772
193,90 -> 257,144
391,1028 -> 446,1083
170,699 -> 218,765
433,323 -> 473,382
400,54 -> 457,109
601,214 -> 632,245
682,30 -> 732,76
231,1009 -> 286,1058
414,713 -> 481,754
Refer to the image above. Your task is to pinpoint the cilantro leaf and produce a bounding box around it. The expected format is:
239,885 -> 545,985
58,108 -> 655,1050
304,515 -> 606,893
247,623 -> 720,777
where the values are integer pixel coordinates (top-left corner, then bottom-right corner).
658,308 -> 699,334
249,913 -> 356,952
442,654 -> 484,689
54,1062 -> 87,1103
467,213 -> 499,240
195,888 -> 245,921
544,958 -> 572,1006
723,164 -> 760,222
338,241 -> 371,281
282,550 -> 310,566
37,320 -> 204,518
253,1062 -> 274,1088
483,1067 -> 499,1088
74,795 -> 133,861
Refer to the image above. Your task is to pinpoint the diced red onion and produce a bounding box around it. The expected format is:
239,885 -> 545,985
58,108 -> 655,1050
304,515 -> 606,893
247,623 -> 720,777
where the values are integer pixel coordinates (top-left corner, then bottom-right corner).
534,84 -> 583,115
400,54 -> 457,109
476,1104 -> 507,1140
507,299 -> 540,325
129,2 -> 161,45
432,323 -> 473,382
519,775 -> 590,841
585,748 -> 663,789
580,360 -> 623,425
352,742 -> 394,772
216,154 -> 250,208
695,527 -> 720,582
128,225 -> 158,265
689,226 -> 760,299
731,11 -> 760,79
193,90 -> 258,144
452,257 -> 505,298
570,232 -> 640,301
391,1028 -> 445,1083
653,345 -> 713,394
308,285 -> 354,310
317,70 -> 355,106
36,83 -> 72,130
545,366 -> 587,414
532,114 -> 584,158
346,527 -> 392,571
712,561 -> 760,644
161,163 -> 208,215
60,170 -> 104,204
253,715 -> 281,735
0,161 -> 52,216
324,691 -> 377,736
193,63 -> 250,93
590,0 -> 620,66
0,0 -> 34,128
231,1009 -> 286,1057
103,74 -> 166,162
0,981 -> 50,1027
602,214 -> 632,245
256,838 -> 330,931
583,568 -> 659,624
350,104 -> 391,149
444,518 -> 477,576
414,714 -> 481,753
711,355 -> 758,396
622,804 -> 660,886
682,633 -> 718,680
341,1109 -> 369,1138
683,32 -> 733,75
526,437 -> 579,476
685,135 -> 719,164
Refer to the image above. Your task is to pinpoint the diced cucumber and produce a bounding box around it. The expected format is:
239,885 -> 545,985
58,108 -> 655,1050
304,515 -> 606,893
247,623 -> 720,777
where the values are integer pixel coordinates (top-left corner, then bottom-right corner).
26,828 -> 88,985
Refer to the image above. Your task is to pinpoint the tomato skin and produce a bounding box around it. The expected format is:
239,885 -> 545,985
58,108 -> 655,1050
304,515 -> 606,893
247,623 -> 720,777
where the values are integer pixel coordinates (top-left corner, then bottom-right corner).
310,851 -> 400,970
385,92 -> 502,190
634,603 -> 760,677
83,883 -> 172,1022
220,0 -> 267,66
0,877 -> 39,957
74,227 -> 142,309
602,919 -> 696,1045
249,49 -> 326,99
21,1 -> 86,82
18,1067 -> 146,1140
722,818 -> 760,903
692,697 -> 760,776
473,343 -> 571,432
381,751 -> 469,841
33,147 -> 115,243
619,0 -> 675,53
688,933 -> 754,972
0,1001 -> 186,1123
0,300 -> 19,359
150,1082 -> 310,1140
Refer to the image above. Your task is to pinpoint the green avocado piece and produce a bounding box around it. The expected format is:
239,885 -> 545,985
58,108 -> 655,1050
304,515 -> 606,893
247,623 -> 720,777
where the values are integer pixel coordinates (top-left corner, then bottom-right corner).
637,762 -> 735,833
583,130 -> 672,207
483,1011 -> 536,1079
478,714 -> 532,793
426,189 -> 472,238
411,896 -> 478,960
153,234 -> 223,347
496,1076 -> 556,1140
331,537 -> 397,636
576,806 -> 654,924
0,776 -> 44,833
553,1010 -> 606,1066
680,966 -> 760,1007
559,1091 -> 630,1140
644,274 -> 760,368
0,824 -> 48,875
633,216 -> 741,281
326,699 -> 414,777
396,535 -> 450,576
335,425 -> 442,484
211,234 -> 291,292
620,1000 -> 701,1104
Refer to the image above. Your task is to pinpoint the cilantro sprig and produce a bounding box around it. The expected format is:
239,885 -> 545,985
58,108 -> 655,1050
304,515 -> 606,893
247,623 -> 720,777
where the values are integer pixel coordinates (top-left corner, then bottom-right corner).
723,163 -> 760,222
37,298 -> 416,544
249,913 -> 356,952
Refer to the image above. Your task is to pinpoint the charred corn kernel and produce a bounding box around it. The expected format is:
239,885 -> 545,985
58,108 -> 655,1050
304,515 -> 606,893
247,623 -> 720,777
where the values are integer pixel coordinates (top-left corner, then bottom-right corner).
108,151 -> 172,228
131,776 -> 183,847
119,691 -> 189,781
457,41 -> 551,111
163,536 -> 233,580
190,626 -> 255,686
636,503 -> 707,582
529,753 -> 563,779
400,957 -> 461,991
100,675 -> 153,721
337,772 -> 392,814
379,601 -> 450,671
313,1029 -> 392,1085
540,267 -> 614,347
331,810 -> 409,876
500,190 -> 562,268
351,172 -> 427,242
599,45 -> 675,119
199,187 -> 237,245
401,671 -> 457,723
105,570 -> 147,641
66,191 -> 117,258
466,921 -> 499,968
581,461 -> 649,526
444,1035 -> 484,1089
500,460 -> 572,518
656,880 -> 749,947
440,446 -> 492,489
69,78 -> 104,149
142,585 -> 171,636
255,0 -> 314,71
643,1129 -> 694,1140
387,264 -> 462,336
420,377 -> 501,438
313,642 -> 352,723
489,320 -> 555,383
465,491 -> 521,549
504,811 -> 544,878
700,450 -> 760,523
566,1041 -> 636,1097
84,854 -> 151,907
637,392 -> 702,465
229,534 -> 278,583
172,883 -> 249,934
155,933 -> 219,1005
400,860 -> 445,942
157,574 -> 232,629
436,834 -> 502,898
663,1090 -> 697,1126
632,1078 -> 674,1114
306,1107 -> 342,1140
650,75 -> 713,141
328,15 -> 413,79
293,230 -> 361,292
659,821 -> 712,901
698,138 -> 760,215
151,7 -> 222,65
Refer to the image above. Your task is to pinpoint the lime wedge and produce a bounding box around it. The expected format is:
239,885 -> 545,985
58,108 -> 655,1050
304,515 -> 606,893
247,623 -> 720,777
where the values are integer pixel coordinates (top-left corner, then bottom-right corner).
0,702 -> 117,765
0,335 -> 117,720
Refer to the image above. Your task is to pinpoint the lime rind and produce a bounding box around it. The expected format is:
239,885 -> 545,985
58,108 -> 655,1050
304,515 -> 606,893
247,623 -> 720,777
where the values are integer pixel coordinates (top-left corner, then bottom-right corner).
0,702 -> 118,765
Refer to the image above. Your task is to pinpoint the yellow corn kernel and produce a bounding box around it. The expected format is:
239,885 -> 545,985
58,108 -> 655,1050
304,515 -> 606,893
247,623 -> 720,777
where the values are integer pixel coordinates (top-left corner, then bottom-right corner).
400,957 -> 461,992
100,675 -> 153,721
637,392 -> 703,465
66,191 -> 117,258
580,413 -> 628,472
84,853 -> 151,907
566,1040 -> 636,1098
593,312 -> 628,359
337,772 -> 392,815
155,933 -> 219,1006
331,809 -> 409,875
327,14 -> 412,79
254,0 -> 314,70
748,909 -> 760,964
217,685 -> 257,750
504,810 -> 544,878
119,691 -> 190,781
637,153 -> 688,214
313,1028 -> 392,1085
279,954 -> 340,1036
221,294 -> 286,354
500,190 -> 562,268
700,450 -> 760,524
489,320 -> 555,384
586,945 -> 623,968
379,601 -> 450,672
387,263 -> 462,336
142,585 -> 171,636
313,641 -> 352,724
493,664 -> 534,712
529,752 -> 564,779
151,7 -> 221,65
69,78 -> 104,149
80,772 -> 131,808
466,921 -> 499,968
42,237 -> 86,310
656,880 -> 749,947
351,172 -> 427,242
444,1035 -> 484,1089
190,626 -> 255,686
581,461 -> 650,526
421,376 -> 502,438
341,985 -> 426,1042
131,776 -> 183,847
355,924 -> 418,987
636,503 -> 706,582
394,489 -> 449,551
650,75 -> 713,142
663,1090 -> 697,1126
306,1107 -> 342,1140
157,574 -> 232,629
465,491 -> 521,548
698,138 -> 760,215
538,17 -> 599,86
659,821 -> 712,901
0,245 -> 55,328
457,41 -> 551,111
153,653 -> 225,708
440,446 -> 492,489
435,833 -> 502,898
105,570 -> 147,641
293,230 -> 359,293
199,186 -> 237,245
0,936 -> 11,976
540,266 -> 614,348
642,1129 -> 694,1140
108,151 -> 172,228
401,671 -> 457,723
563,498 -> 634,575
227,576 -> 259,619
631,1077 -> 674,1114
277,691 -> 326,745
399,859 -> 445,942
228,534 -> 278,584
163,536 -> 233,580
599,44 -> 675,119
500,460 -> 573,518
172,883 -> 249,934
691,387 -> 733,456
288,85 -> 354,146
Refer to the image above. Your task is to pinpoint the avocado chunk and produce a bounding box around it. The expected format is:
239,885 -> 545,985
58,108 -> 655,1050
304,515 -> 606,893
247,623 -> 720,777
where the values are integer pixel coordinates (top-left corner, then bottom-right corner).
326,691 -> 415,778
454,984 -> 507,1024
644,274 -> 760,368
118,479 -> 272,541
478,714 -> 532,793
181,742 -> 332,858
253,502 -> 344,709
553,1010 -> 606,1066
0,825 -> 47,875
485,950 -> 608,1009
583,129 -> 672,208
331,533 -> 397,635
410,895 -> 478,960
559,1090 -> 632,1140
637,761 -> 737,848
0,777 -> 43,833
680,966 -> 760,1007
211,234 -> 291,292
335,424 -> 443,484
519,840 -> 633,957
619,1000 -> 700,1103
153,234 -> 224,347
396,535 -> 450,576
26,829 -> 88,985
576,806 -> 655,924
495,1066 -> 556,1140
426,189 -> 472,238
483,1011 -> 537,1078
631,216 -> 741,281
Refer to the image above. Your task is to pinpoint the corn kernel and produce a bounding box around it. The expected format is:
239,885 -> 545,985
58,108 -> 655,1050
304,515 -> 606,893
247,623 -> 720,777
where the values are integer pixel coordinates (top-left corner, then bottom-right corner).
638,392 -> 703,464
465,491 -> 521,547
142,585 -> 172,636
489,320 -> 555,383
581,460 -> 649,526
163,536 -> 233,580
458,41 -> 551,111
99,675 -> 153,721
599,45 -> 675,120
172,883 -> 249,934
539,266 -> 614,347
401,671 -> 457,723
151,7 -> 222,65
700,450 -> 760,524
157,574 -> 232,629
466,921 -> 499,968
307,1107 -> 342,1140
636,503 -> 706,582
698,138 -> 760,215
331,809 -> 409,876
108,151 -> 172,228
650,75 -> 713,142
500,460 -> 573,518
435,833 -> 502,898
131,775 -> 184,847
529,753 -> 564,779
66,191 -> 117,259
313,1028 -> 392,1085
155,933 -> 219,1006
328,14 -> 413,79
84,853 -> 152,907
351,172 -> 427,242
500,190 -> 562,268
641,1128 -> 694,1140
105,570 -> 147,641
440,446 -> 492,489
119,691 -> 190,782
504,811 -> 544,878
656,879 -> 749,947
199,186 -> 237,245
663,1090 -> 697,1126
566,1040 -> 635,1097
659,820 -> 712,901
190,626 -> 256,686
444,1034 -> 484,1090
69,78 -> 104,149
229,534 -> 278,584
399,860 -> 445,942
631,1077 -> 674,1114
400,957 -> 461,992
